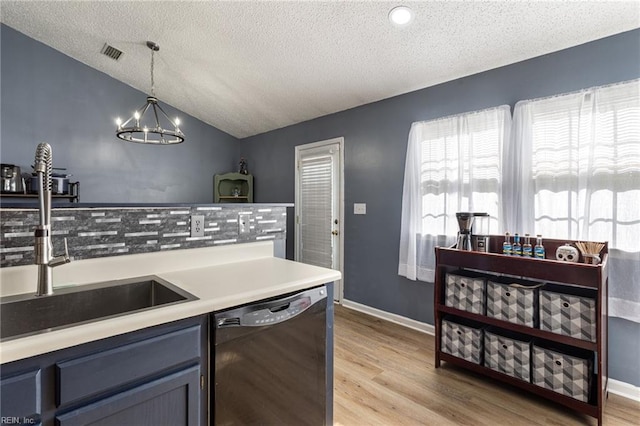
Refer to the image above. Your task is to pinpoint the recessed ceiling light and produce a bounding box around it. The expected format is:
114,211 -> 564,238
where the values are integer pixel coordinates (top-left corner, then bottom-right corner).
389,6 -> 414,27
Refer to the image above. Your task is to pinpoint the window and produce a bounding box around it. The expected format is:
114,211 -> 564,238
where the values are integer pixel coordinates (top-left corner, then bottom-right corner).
513,80 -> 640,321
399,80 -> 639,323
398,105 -> 511,282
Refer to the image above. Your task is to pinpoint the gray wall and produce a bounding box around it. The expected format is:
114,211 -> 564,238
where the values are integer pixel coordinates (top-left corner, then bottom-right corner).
241,29 -> 640,387
1,24 -> 240,203
1,22 -> 638,386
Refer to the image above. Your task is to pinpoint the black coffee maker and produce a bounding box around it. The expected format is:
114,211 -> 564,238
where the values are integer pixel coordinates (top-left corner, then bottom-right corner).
455,212 -> 489,251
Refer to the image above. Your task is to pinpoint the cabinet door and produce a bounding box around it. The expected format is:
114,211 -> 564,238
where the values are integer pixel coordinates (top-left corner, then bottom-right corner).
0,369 -> 41,424
56,365 -> 201,426
56,325 -> 202,407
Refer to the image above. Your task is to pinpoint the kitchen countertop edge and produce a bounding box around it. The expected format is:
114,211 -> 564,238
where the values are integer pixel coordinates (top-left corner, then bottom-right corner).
0,246 -> 340,364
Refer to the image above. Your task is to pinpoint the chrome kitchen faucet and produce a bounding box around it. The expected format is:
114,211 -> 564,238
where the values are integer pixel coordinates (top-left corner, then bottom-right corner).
34,142 -> 70,296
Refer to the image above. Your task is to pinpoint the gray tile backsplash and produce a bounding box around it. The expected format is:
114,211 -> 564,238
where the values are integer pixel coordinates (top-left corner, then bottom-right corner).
0,205 -> 287,267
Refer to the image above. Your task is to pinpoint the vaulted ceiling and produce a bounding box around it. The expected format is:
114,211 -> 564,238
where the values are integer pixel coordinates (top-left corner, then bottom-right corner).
1,1 -> 638,138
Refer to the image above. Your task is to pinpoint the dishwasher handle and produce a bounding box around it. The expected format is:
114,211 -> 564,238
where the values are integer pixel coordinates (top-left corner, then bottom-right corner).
268,302 -> 291,313
216,285 -> 327,328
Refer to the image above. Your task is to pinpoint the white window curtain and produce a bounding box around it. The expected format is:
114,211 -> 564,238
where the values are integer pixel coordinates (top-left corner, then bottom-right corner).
512,80 -> 640,323
399,105 -> 511,282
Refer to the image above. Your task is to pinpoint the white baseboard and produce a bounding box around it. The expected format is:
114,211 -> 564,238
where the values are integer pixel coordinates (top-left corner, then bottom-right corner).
340,299 -> 640,403
341,299 -> 435,335
609,379 -> 640,402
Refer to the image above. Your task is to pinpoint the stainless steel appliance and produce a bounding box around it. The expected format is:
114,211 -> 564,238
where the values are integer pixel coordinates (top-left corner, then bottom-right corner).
455,212 -> 474,250
455,212 -> 489,251
1,164 -> 25,193
27,170 -> 72,195
472,213 -> 491,252
214,285 -> 328,425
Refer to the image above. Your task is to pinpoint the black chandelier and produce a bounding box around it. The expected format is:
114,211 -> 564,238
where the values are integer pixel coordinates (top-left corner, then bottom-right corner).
116,41 -> 184,145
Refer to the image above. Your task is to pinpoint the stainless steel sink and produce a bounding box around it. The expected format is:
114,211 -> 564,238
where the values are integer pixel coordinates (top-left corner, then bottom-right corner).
0,276 -> 198,341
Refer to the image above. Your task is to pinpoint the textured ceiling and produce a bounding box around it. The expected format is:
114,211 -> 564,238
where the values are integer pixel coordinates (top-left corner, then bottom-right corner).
1,1 -> 639,139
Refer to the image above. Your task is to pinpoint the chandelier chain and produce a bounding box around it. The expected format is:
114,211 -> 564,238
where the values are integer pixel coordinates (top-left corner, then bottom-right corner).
150,49 -> 155,97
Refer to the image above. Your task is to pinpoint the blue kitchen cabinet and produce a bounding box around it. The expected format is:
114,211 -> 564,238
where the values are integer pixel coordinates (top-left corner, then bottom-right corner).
0,315 -> 207,426
0,368 -> 41,425
55,365 -> 201,426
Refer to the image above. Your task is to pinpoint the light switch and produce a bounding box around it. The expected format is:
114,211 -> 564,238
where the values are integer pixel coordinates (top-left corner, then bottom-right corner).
354,203 -> 366,215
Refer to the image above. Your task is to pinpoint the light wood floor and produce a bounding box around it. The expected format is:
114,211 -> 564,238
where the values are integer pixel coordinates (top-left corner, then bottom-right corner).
333,305 -> 639,426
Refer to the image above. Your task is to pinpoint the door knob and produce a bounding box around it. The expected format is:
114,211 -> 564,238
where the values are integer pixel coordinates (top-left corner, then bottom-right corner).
331,230 -> 339,236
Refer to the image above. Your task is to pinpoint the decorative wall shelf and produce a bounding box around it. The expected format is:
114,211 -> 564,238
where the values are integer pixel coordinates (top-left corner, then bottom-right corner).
214,173 -> 253,203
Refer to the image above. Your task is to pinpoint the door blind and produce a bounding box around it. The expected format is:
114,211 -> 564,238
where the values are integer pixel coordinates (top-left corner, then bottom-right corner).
299,154 -> 333,268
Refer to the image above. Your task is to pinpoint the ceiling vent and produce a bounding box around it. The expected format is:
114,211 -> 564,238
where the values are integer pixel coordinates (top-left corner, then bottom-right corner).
100,43 -> 123,61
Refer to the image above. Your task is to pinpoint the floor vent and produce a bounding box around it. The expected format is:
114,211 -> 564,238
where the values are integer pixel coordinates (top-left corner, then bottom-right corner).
101,43 -> 123,61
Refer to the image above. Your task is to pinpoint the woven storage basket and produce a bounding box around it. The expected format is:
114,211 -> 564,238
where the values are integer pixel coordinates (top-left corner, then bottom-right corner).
445,271 -> 487,315
441,317 -> 484,364
532,344 -> 593,402
487,278 -> 541,327
539,284 -> 596,342
484,328 -> 531,382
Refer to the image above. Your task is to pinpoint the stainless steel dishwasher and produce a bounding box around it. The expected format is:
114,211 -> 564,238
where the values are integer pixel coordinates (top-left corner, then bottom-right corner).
213,285 -> 328,426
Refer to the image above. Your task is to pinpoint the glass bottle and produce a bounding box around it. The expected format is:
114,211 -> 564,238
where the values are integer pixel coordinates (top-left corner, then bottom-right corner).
534,234 -> 545,259
523,234 -> 533,257
502,232 -> 512,256
512,233 -> 522,256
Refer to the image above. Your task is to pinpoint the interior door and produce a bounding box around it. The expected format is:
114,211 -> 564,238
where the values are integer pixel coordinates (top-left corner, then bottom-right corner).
295,138 -> 343,302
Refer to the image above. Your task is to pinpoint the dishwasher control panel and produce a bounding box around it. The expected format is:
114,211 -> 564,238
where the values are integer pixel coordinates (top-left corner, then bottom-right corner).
243,297 -> 311,325
216,286 -> 326,328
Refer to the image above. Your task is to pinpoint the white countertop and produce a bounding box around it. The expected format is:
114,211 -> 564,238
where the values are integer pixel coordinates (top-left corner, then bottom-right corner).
0,242 -> 341,364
